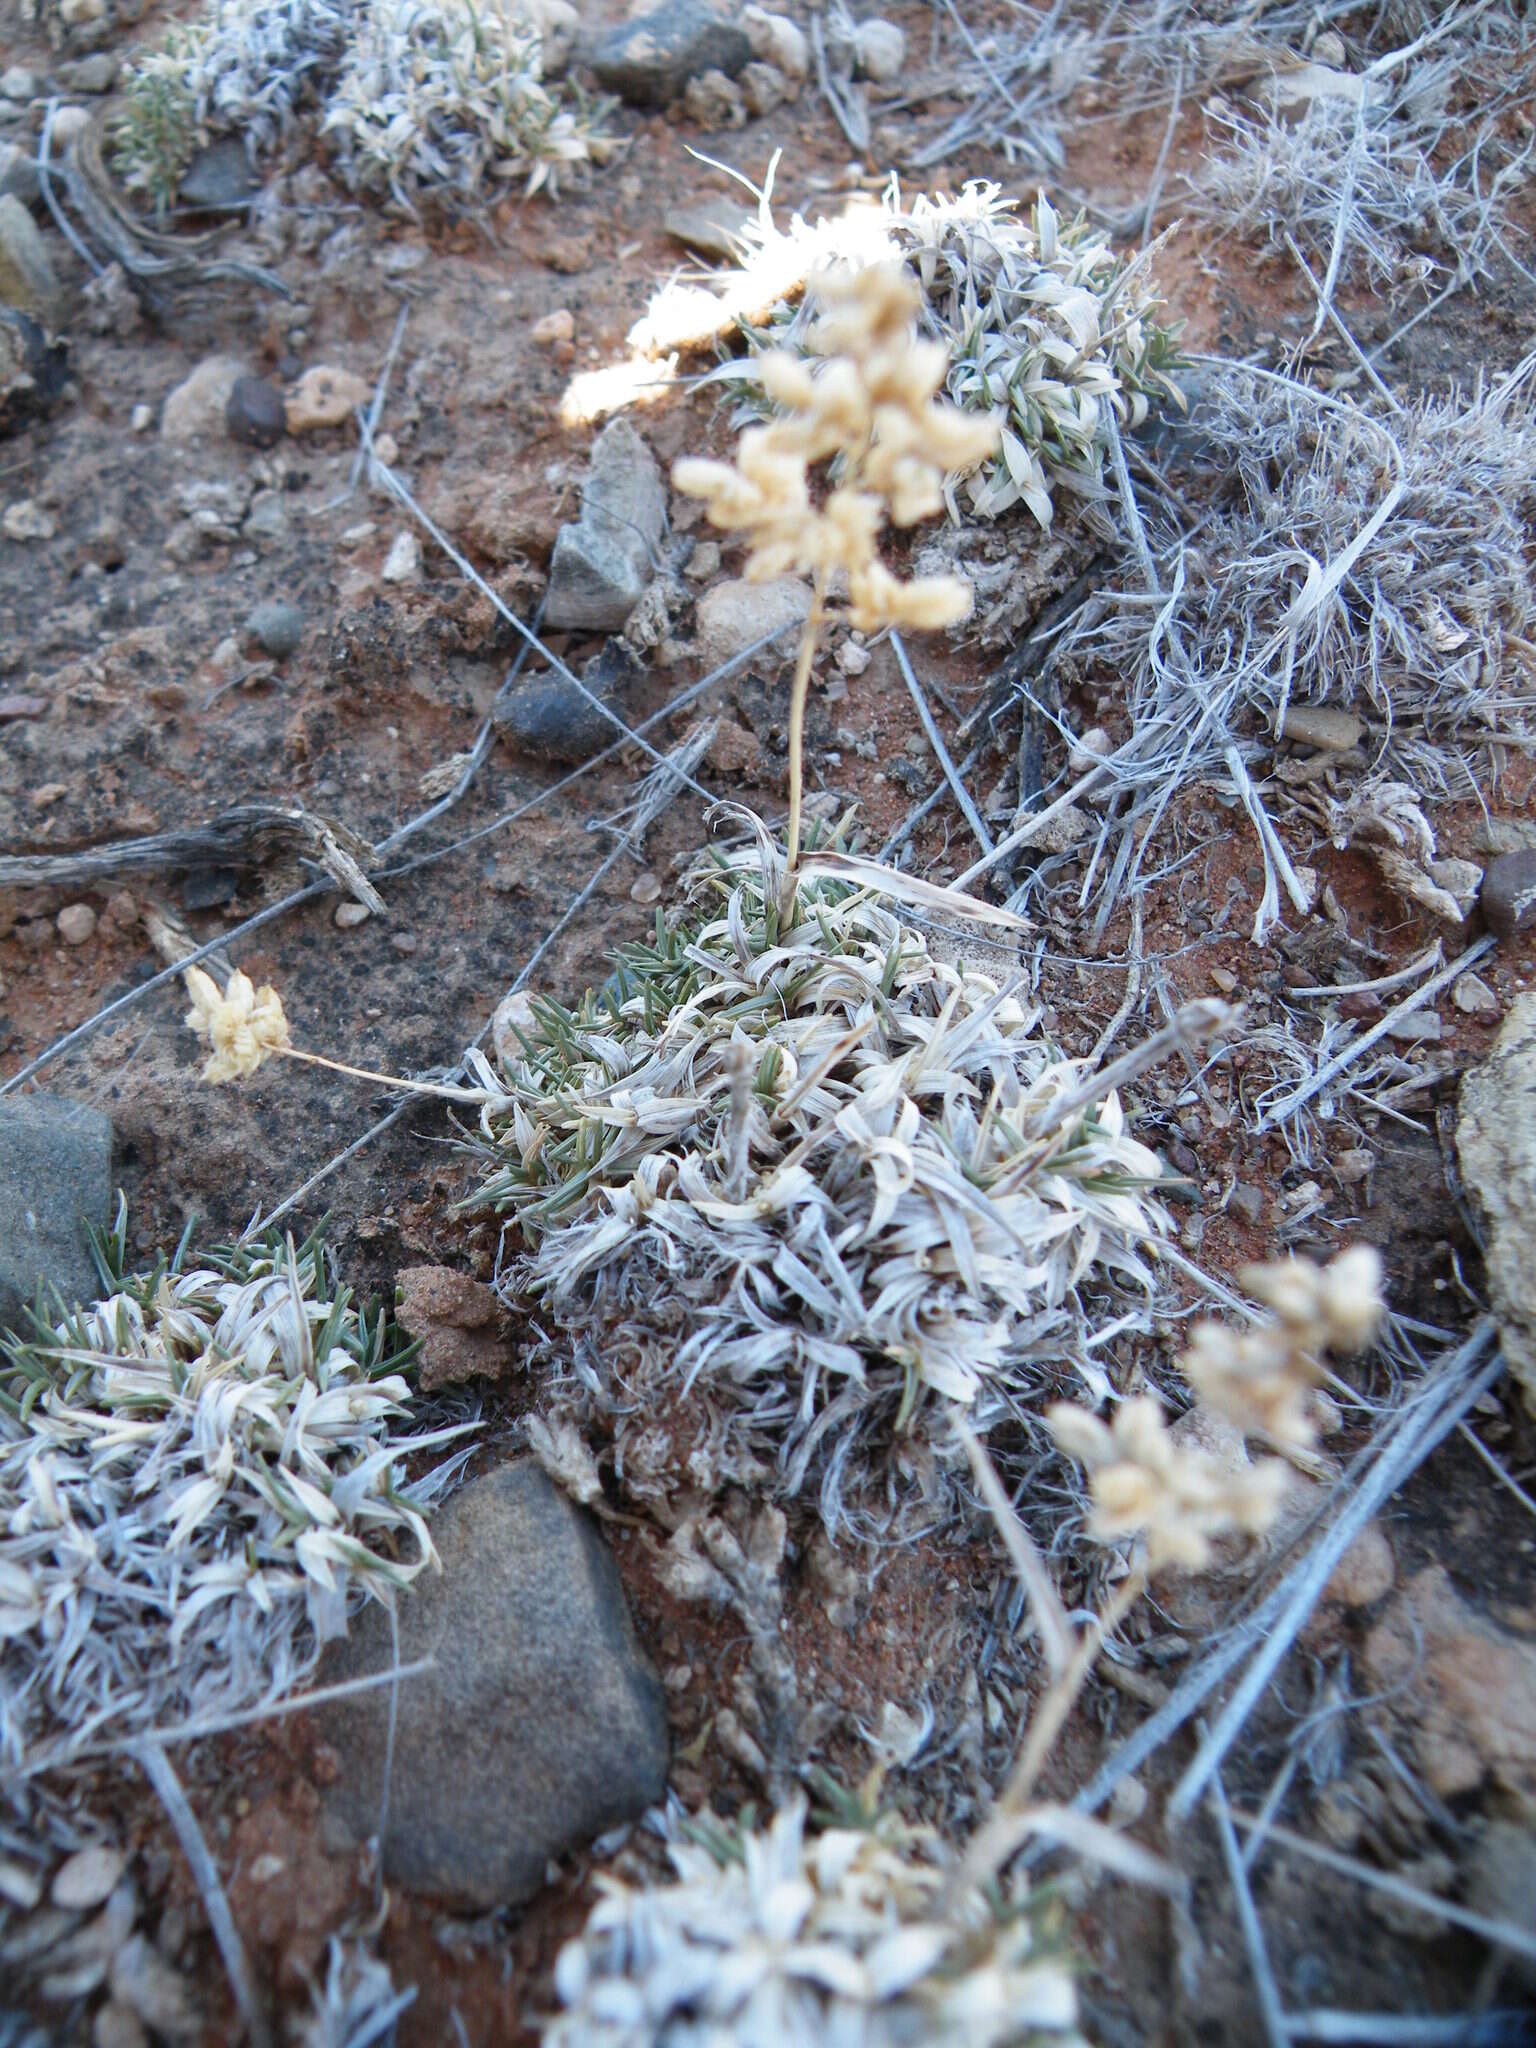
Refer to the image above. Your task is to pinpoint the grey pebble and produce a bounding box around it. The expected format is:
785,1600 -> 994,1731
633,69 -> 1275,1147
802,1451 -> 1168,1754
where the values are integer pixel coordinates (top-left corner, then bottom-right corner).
495,638 -> 640,765
1481,850 -> 1536,940
315,1460 -> 668,1910
243,598 -> 304,660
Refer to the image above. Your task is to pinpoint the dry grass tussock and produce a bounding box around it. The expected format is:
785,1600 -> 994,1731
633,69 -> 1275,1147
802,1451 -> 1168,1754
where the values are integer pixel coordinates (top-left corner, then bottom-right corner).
474,822 -> 1215,1535
0,1210 -> 468,1778
111,0 -> 614,217
636,181 -> 1181,531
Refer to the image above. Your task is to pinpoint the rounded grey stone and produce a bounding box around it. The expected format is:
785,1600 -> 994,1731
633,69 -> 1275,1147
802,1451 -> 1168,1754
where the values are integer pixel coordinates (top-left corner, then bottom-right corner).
243,598 -> 304,660
589,2 -> 752,108
1481,850 -> 1536,940
315,1461 -> 669,1910
495,638 -> 640,765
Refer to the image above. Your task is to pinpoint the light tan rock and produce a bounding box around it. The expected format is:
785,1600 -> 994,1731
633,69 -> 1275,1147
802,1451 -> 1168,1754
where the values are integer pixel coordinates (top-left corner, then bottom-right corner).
1363,1566 -> 1536,1813
1322,1521 -> 1394,1608
694,575 -> 812,672
160,356 -> 247,441
394,1265 -> 511,1390
285,365 -> 371,433
1457,995 -> 1536,1410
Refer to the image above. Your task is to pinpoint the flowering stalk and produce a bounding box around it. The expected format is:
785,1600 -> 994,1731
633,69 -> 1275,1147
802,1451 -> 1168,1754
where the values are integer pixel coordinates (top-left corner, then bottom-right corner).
673,262 -> 999,917
182,967 -> 498,1103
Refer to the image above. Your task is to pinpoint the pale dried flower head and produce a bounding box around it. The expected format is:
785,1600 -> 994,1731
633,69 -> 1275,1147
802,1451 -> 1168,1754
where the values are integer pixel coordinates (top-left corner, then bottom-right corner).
1180,1246 -> 1384,1451
674,264 -> 999,897
674,262 -> 999,633
1046,1394 -> 1287,1574
183,965 -> 291,1083
544,1792 -> 1084,2047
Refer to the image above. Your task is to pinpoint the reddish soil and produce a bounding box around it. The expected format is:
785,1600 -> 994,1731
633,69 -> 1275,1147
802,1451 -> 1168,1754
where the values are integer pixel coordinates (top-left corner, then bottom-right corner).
3,2 -> 1535,2042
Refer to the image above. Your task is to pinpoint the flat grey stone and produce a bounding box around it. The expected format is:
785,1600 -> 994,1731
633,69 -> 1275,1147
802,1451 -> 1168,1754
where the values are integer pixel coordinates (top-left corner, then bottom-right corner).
589,3 -> 751,110
177,139 -> 261,213
316,1461 -> 668,1909
495,638 -> 640,765
544,418 -> 666,632
0,1092 -> 113,1336
665,199 -> 754,260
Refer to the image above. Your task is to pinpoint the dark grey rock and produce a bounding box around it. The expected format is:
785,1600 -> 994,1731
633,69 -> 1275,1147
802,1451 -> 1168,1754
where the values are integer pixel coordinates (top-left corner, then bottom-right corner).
589,2 -> 751,108
1,310 -> 69,435
544,418 -> 666,632
180,865 -> 239,911
0,1092 -> 113,1337
243,598 -> 304,660
177,139 -> 261,213
1481,850 -> 1536,940
225,375 -> 286,449
0,140 -> 39,209
315,1461 -> 668,1910
495,639 -> 640,765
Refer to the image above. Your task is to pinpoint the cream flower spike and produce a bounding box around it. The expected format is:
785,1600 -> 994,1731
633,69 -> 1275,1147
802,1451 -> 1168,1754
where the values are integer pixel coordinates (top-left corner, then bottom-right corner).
183,967 -> 292,1084
673,260 -> 1001,911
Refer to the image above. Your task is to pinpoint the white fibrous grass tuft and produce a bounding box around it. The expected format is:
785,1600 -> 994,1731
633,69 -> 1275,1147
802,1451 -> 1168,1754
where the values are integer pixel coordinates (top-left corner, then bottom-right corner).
0,1211 -> 467,1776
322,0 -> 617,206
477,834 -> 1180,1533
635,180 -> 1182,530
112,0 -> 613,213
1191,73 -> 1529,293
1048,1247 -> 1385,1575
1066,356 -> 1536,796
543,1792 -> 1084,2047
294,1936 -> 413,2048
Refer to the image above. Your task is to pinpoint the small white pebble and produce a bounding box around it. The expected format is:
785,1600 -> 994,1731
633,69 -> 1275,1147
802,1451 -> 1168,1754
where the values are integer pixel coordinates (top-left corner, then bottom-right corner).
130,404 -> 153,434
381,531 -> 421,584
340,521 -> 377,545
836,640 -> 871,677
334,901 -> 372,929
372,432 -> 399,466
630,872 -> 662,904
1107,1775 -> 1147,1828
532,308 -> 575,346
56,903 -> 97,946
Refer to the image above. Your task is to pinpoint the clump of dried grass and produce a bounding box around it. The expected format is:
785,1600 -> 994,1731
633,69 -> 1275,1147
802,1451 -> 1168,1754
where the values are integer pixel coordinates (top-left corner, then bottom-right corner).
636,180 -> 1182,530
475,823 -> 1197,1534
1060,355 -> 1536,816
0,1210 -> 467,1775
323,0 -> 617,207
111,0 -> 612,216
1191,70 -> 1529,296
1202,361 -> 1535,764
543,1788 -> 1083,2047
